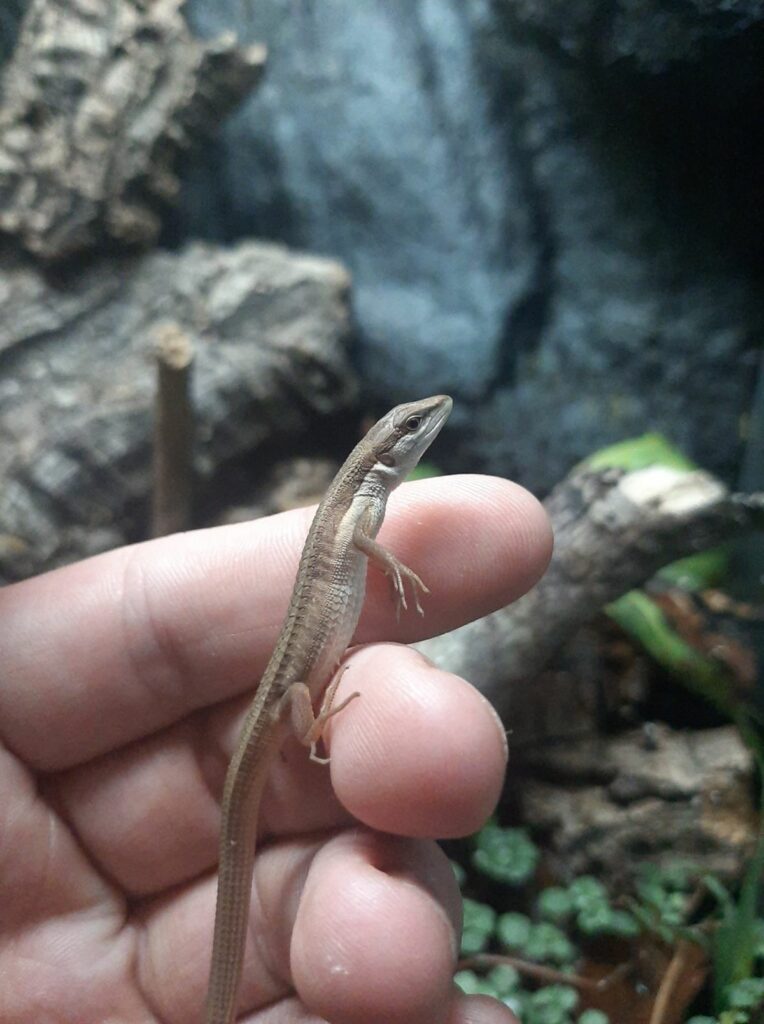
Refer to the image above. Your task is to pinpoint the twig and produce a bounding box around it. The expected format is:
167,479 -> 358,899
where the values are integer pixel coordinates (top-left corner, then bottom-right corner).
458,953 -> 598,990
648,939 -> 694,1024
152,322 -> 194,538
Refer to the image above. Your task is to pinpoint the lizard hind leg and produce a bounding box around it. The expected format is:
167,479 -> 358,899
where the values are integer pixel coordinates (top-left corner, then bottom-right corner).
281,665 -> 360,765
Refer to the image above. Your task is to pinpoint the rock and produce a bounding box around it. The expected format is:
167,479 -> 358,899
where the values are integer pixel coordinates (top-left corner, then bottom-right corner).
504,0 -> 764,69
179,0 -> 763,492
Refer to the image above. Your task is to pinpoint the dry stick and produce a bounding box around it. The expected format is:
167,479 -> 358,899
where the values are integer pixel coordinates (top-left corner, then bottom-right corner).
152,322 -> 194,538
647,939 -> 695,1024
458,953 -> 599,991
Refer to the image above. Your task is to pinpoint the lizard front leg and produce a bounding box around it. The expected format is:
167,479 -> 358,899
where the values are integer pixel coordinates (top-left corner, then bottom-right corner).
353,520 -> 429,617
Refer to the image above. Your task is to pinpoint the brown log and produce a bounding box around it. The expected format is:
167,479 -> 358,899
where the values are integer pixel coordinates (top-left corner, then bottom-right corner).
0,241 -> 356,581
416,465 -> 764,725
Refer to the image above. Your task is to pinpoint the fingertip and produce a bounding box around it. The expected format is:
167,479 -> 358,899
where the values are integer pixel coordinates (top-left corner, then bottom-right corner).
327,646 -> 507,839
449,990 -> 521,1024
359,475 -> 553,642
292,831 -> 458,1024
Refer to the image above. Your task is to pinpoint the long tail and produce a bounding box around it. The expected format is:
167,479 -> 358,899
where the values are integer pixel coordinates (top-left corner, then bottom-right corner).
204,754 -> 270,1024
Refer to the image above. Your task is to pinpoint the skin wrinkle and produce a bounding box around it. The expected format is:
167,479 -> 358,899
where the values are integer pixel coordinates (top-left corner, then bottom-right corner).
39,774 -> 126,922
119,547 -> 197,720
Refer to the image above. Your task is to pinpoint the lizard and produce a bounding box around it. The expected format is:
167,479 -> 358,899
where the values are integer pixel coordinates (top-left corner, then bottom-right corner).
204,394 -> 453,1024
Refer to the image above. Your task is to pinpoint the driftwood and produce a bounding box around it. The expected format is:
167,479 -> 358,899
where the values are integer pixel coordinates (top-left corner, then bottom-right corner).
0,241 -> 355,582
0,0 -> 265,259
520,724 -> 756,886
0,0 -> 357,581
417,466 -> 764,729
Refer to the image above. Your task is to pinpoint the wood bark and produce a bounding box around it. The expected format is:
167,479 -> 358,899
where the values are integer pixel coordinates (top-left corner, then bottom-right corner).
0,241 -> 355,582
519,724 -> 756,886
0,0 -> 265,259
416,466 -> 764,727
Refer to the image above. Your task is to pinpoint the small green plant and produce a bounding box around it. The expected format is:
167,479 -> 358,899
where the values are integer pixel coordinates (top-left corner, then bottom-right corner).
707,825 -> 764,1015
497,914 -> 576,965
459,813 -> 764,1022
461,897 -> 496,956
472,823 -> 539,885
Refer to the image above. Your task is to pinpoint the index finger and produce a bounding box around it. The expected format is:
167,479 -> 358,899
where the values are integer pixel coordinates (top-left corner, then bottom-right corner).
0,475 -> 551,771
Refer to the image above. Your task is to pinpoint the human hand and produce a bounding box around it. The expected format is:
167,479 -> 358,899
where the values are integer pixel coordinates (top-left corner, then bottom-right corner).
0,475 -> 551,1024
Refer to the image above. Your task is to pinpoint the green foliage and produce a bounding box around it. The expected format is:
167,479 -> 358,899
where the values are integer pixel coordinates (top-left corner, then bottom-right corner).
458,818 -> 764,1022
605,590 -> 736,718
709,815 -> 764,1014
495,911 -> 532,950
454,964 -> 520,999
725,978 -> 764,1009
523,923 -> 577,966
408,461 -> 441,480
567,875 -> 639,938
635,861 -> 696,931
496,913 -> 576,965
472,823 -> 539,885
537,887 -> 574,922
460,897 -> 496,956
581,432 -> 696,473
520,984 -> 578,1024
585,431 -> 737,718
657,548 -> 728,591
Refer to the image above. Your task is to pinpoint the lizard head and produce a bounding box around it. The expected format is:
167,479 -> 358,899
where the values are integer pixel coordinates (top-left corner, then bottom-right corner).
368,394 -> 453,483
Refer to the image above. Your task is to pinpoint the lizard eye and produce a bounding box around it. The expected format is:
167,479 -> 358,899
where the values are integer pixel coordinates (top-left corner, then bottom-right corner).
405,415 -> 422,432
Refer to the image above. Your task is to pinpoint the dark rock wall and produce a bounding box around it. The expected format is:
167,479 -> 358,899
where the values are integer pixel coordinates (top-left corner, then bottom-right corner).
177,0 -> 764,493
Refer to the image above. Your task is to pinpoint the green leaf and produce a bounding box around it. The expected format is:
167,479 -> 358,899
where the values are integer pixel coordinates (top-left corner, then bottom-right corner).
580,433 -> 697,473
486,964 -> 521,996
453,969 -> 499,997
525,984 -> 579,1024
725,977 -> 764,1009
713,826 -> 764,1011
752,918 -> 764,959
568,876 -> 608,909
578,1012 -> 610,1024
576,902 -> 616,935
657,548 -> 728,590
524,922 -> 577,965
603,909 -> 640,939
460,897 -> 496,956
408,461 -> 442,480
496,912 -> 532,951
538,886 -> 574,922
605,590 -> 735,718
718,1012 -> 749,1024
472,824 -> 539,885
